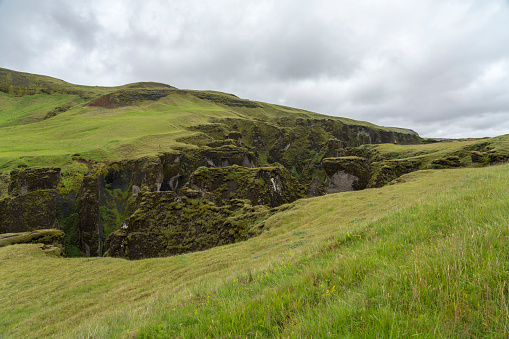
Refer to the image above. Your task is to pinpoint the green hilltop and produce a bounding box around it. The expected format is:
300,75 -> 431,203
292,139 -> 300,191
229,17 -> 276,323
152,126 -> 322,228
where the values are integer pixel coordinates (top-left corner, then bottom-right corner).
1,67 -> 509,337
0,67 -> 416,172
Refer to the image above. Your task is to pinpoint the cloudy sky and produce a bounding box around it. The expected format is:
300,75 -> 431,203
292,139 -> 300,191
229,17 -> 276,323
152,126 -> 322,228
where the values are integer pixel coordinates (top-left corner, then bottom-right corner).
1,0 -> 508,138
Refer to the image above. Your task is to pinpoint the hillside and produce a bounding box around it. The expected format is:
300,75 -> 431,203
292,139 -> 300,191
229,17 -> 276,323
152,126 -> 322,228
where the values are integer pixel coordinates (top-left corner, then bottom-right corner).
0,67 -> 416,172
1,163 -> 508,337
1,67 -> 509,337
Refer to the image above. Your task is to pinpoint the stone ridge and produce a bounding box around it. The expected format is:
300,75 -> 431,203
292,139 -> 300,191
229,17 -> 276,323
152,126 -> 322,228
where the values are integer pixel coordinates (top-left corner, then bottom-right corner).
84,89 -> 174,108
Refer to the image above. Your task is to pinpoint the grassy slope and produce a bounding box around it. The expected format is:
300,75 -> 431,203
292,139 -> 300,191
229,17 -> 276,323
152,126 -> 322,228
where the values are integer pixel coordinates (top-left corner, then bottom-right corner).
1,163 -> 508,338
0,68 -> 413,173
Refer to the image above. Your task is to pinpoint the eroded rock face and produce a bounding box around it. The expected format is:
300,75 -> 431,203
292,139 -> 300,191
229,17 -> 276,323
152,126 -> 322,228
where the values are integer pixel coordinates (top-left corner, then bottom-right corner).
430,156 -> 461,168
322,157 -> 370,193
103,190 -> 272,260
0,167 -> 61,239
77,175 -> 101,257
188,164 -> 304,208
8,167 -> 61,195
306,176 -> 325,197
471,151 -> 487,164
368,159 -> 422,188
103,164 -> 303,259
84,88 -> 174,108
0,190 -> 59,233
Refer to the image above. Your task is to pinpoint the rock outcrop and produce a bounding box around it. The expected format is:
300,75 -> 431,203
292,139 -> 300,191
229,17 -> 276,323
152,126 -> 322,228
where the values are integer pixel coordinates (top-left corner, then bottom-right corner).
430,156 -> 461,168
187,164 -> 304,207
322,157 -> 370,193
8,167 -> 61,195
368,159 -> 423,188
103,192 -> 272,260
0,167 -> 61,234
103,164 -> 304,259
77,175 -> 102,257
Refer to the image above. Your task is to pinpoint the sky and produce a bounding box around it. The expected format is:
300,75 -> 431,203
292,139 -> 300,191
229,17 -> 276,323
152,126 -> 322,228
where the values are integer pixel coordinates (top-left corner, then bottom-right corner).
1,0 -> 508,138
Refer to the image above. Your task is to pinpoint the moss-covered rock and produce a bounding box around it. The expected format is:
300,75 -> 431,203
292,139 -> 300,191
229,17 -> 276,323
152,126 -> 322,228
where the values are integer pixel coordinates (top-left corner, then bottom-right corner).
189,117 -> 421,185
103,190 -> 272,260
186,164 -> 305,207
322,156 -> 370,193
8,167 -> 61,195
0,229 -> 65,256
368,159 -> 422,188
487,149 -> 509,164
430,156 -> 461,168
77,175 -> 101,257
471,151 -> 489,165
0,190 -> 59,233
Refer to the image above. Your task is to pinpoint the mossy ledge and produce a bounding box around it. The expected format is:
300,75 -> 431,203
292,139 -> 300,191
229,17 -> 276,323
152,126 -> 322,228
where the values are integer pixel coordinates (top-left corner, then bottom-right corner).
0,229 -> 64,256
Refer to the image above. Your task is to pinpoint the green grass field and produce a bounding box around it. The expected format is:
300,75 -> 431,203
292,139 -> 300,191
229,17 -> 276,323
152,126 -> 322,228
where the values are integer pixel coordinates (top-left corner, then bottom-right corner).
1,163 -> 508,338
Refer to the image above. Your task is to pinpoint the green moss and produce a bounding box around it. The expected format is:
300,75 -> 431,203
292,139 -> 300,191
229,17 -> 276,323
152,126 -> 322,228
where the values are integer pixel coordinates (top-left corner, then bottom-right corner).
57,172 -> 84,194
0,229 -> 65,256
103,180 -> 280,259
59,212 -> 81,257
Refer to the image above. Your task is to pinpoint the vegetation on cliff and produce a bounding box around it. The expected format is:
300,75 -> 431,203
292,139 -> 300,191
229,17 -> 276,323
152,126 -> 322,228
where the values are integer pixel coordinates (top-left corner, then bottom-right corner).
1,67 -> 509,337
0,67 -> 425,258
0,68 -> 417,173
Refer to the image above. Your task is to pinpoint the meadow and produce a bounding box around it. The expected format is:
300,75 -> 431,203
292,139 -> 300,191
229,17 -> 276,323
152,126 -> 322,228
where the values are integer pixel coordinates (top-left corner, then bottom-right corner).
1,163 -> 508,338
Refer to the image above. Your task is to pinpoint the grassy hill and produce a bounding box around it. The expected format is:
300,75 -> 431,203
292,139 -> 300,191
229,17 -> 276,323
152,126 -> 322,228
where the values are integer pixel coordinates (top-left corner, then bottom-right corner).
1,163 -> 508,337
0,67 -> 427,258
1,67 -> 509,337
0,67 -> 415,173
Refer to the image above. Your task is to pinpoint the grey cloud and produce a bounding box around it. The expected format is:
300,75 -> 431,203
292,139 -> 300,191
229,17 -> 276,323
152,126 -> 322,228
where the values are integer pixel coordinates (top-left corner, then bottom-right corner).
0,0 -> 508,138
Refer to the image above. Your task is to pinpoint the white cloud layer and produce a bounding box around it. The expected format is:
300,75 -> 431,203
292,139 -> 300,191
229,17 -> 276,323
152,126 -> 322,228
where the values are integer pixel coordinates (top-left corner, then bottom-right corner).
1,0 -> 508,138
